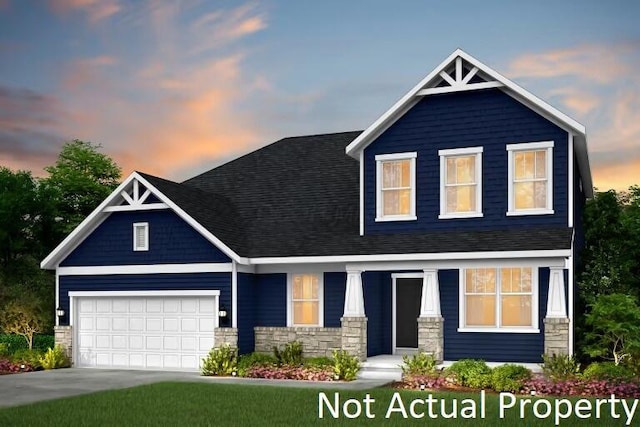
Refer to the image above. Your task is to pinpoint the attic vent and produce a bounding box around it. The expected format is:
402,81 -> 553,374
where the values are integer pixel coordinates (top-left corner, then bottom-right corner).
133,222 -> 149,251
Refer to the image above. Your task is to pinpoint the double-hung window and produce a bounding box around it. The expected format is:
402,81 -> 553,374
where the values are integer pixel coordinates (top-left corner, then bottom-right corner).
507,141 -> 554,215
288,273 -> 323,326
460,267 -> 538,332
375,152 -> 417,221
438,147 -> 483,218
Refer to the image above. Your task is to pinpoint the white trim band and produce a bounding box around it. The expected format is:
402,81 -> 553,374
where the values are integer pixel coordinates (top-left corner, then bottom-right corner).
59,263 -> 233,276
68,290 -> 220,297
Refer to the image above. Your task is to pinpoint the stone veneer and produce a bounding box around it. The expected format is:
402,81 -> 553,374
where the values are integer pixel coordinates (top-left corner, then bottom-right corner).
54,325 -> 73,363
213,327 -> 238,348
544,317 -> 570,356
417,316 -> 444,362
254,326 -> 342,358
341,317 -> 367,361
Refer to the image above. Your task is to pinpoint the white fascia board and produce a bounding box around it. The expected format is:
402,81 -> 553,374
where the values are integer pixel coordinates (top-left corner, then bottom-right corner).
347,257 -> 566,272
69,290 -> 220,298
58,263 -> 233,276
247,249 -> 571,265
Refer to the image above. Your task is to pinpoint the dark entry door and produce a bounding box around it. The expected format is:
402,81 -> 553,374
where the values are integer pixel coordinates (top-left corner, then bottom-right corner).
396,278 -> 422,348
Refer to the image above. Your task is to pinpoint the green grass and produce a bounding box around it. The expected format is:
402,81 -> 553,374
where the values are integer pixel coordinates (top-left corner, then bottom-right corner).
0,382 -> 636,426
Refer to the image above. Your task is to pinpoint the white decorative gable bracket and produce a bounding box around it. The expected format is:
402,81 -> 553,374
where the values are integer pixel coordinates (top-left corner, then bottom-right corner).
417,56 -> 503,96
103,178 -> 169,212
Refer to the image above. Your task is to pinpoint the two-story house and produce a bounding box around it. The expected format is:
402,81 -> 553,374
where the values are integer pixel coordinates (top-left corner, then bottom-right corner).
42,49 -> 592,371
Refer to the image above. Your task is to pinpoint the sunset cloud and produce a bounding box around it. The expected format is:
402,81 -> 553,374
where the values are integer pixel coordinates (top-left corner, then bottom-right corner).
49,0 -> 121,23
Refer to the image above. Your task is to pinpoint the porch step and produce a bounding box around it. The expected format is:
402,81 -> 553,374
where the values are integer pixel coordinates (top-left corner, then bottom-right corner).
358,357 -> 404,381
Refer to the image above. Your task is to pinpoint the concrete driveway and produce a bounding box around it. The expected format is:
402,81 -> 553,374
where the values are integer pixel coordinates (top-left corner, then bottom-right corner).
0,369 -> 390,408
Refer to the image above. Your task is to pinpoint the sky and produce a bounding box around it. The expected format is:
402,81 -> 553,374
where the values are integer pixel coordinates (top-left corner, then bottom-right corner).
0,0 -> 638,191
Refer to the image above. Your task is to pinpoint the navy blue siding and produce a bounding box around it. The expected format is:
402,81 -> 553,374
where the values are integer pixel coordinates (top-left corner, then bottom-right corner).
254,274 -> 287,327
61,210 -> 230,266
364,89 -> 569,234
324,273 -> 346,327
441,269 -> 547,363
58,273 -> 231,327
363,271 -> 392,356
237,273 -> 256,354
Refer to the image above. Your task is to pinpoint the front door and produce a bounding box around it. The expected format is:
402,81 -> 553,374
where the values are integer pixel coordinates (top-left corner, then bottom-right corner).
395,278 -> 422,349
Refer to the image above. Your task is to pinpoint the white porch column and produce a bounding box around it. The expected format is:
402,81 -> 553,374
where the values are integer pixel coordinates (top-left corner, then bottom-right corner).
343,270 -> 365,317
419,269 -> 441,317
546,267 -> 567,318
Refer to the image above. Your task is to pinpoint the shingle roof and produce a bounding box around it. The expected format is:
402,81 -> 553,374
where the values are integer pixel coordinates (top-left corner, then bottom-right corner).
138,131 -> 572,258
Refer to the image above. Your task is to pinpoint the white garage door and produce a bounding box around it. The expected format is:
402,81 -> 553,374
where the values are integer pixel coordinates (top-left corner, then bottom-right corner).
73,292 -> 218,370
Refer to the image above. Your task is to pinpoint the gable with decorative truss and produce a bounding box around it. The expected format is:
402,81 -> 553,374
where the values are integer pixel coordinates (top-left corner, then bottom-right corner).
417,56 -> 503,96
104,177 -> 169,212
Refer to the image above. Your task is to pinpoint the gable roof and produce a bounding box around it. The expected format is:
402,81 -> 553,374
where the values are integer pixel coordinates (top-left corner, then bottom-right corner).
345,49 -> 593,197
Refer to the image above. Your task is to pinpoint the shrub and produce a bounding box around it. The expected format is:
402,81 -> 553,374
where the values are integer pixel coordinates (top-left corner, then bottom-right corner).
332,350 -> 360,381
237,352 -> 277,376
522,377 -> 640,399
0,334 -> 54,354
11,348 -> 44,369
201,344 -> 238,376
402,352 -> 438,377
490,364 -> 532,392
401,374 -> 448,390
582,361 -> 635,382
541,353 -> 581,381
0,342 -> 9,357
0,359 -> 35,373
39,346 -> 71,370
446,359 -> 492,389
273,341 -> 303,366
246,365 -> 334,381
304,357 -> 334,369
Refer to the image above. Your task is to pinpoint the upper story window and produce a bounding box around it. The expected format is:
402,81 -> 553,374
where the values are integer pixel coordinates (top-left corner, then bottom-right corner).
375,152 -> 417,222
133,222 -> 149,251
507,141 -> 554,216
460,267 -> 538,333
288,273 -> 323,326
438,147 -> 483,219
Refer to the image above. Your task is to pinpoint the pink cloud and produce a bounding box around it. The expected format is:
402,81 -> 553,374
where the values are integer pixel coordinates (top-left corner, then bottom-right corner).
548,88 -> 600,116
49,0 -> 121,23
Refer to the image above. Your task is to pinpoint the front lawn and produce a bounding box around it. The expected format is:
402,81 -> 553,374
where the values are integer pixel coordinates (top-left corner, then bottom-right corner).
0,382 -> 636,426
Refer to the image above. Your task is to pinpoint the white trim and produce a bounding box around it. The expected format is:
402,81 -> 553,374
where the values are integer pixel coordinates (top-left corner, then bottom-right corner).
232,260 -> 238,328
419,269 -> 441,317
287,273 -> 324,327
391,272 -> 425,279
568,134 -> 574,228
418,81 -> 504,96
458,266 -> 540,333
507,141 -> 554,215
546,266 -> 567,318
348,257 -> 566,272
55,270 -> 60,326
343,270 -> 365,317
359,150 -> 364,236
237,264 -> 255,273
103,203 -> 169,212
438,147 -> 483,219
375,152 -> 417,222
255,263 -> 346,274
249,249 -> 571,265
69,290 -> 220,297
133,222 -> 149,251
58,263 -> 233,276
568,231 -> 575,356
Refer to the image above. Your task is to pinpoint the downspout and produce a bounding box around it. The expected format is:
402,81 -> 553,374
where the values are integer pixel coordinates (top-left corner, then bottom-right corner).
232,260 -> 238,328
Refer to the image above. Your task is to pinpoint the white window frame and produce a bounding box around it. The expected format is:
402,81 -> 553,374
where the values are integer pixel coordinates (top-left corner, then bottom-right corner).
133,222 -> 149,251
458,266 -> 539,333
287,273 -> 324,327
438,147 -> 483,219
507,141 -> 554,216
375,152 -> 417,222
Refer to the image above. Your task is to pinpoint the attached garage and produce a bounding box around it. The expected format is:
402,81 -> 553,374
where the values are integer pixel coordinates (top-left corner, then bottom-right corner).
70,290 -> 220,371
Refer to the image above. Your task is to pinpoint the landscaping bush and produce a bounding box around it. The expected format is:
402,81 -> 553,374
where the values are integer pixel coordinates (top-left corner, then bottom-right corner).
246,365 -> 334,381
0,342 -> 9,357
273,341 -> 303,366
237,352 -> 277,376
332,350 -> 360,381
582,361 -> 635,382
490,364 -> 532,392
445,359 -> 492,389
522,377 -> 640,399
0,359 -> 35,373
39,345 -> 71,370
541,353 -> 581,381
11,348 -> 44,369
303,356 -> 334,369
402,352 -> 438,377
0,334 -> 54,354
201,344 -> 238,376
399,374 -> 448,390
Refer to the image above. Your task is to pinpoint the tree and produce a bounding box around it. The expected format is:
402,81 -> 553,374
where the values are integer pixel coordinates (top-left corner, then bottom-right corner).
584,293 -> 640,366
45,140 -> 122,233
0,299 -> 49,349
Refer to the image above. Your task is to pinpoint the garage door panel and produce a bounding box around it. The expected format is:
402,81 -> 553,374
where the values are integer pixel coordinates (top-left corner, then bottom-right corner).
76,295 -> 216,371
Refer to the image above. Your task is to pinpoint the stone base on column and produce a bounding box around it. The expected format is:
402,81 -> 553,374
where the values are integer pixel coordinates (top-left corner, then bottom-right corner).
54,325 -> 73,363
544,318 -> 570,356
341,317 -> 367,361
213,327 -> 238,348
417,317 -> 444,362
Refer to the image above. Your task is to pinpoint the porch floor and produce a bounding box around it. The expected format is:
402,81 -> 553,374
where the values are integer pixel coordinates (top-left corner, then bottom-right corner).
358,355 -> 542,381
